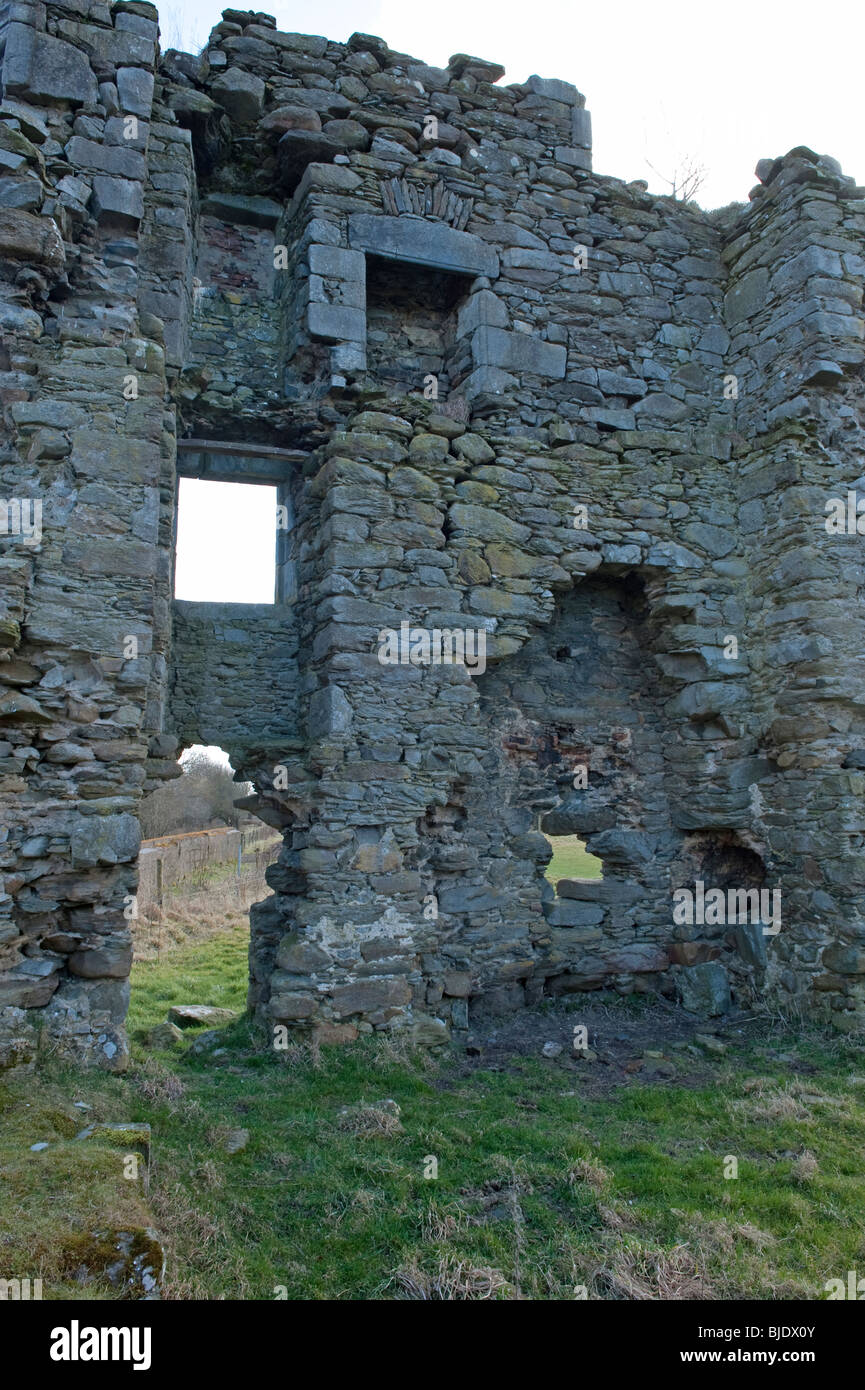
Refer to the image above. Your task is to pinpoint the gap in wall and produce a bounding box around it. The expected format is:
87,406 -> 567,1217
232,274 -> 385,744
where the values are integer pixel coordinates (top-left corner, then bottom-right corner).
174,477 -> 277,603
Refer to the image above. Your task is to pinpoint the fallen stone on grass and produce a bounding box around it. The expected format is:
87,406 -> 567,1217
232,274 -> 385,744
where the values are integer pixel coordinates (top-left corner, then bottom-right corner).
70,1227 -> 165,1299
411,1013 -> 449,1047
224,1128 -> 249,1155
337,1098 -> 403,1137
167,1005 -> 238,1028
144,1021 -> 185,1050
695,1033 -> 727,1055
75,1121 -> 151,1167
187,1029 -> 224,1055
542,1041 -> 563,1058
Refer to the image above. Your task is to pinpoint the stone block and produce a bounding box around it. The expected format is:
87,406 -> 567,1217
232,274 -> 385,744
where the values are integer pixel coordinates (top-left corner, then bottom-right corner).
349,213 -> 499,278
69,940 -> 133,979
90,175 -> 143,226
288,163 -> 362,212
822,945 -> 865,975
211,66 -> 265,122
309,303 -> 366,342
277,130 -> 343,185
260,105 -> 322,135
331,342 -> 367,371
116,66 -> 154,118
502,247 -> 566,273
331,977 -> 412,1018
724,267 -> 769,326
443,970 -> 472,997
571,107 -> 592,147
411,1014 -> 449,1046
269,992 -> 318,1020
70,813 -> 140,867
308,684 -> 353,736
527,74 -> 580,105
0,207 -> 65,271
543,899 -> 605,927
168,1005 -> 238,1027
64,135 -> 146,180
309,244 -> 365,282
555,145 -> 592,170
1,23 -> 98,106
773,244 -> 843,294
678,962 -> 731,1016
0,959 -> 60,1008
0,175 -> 43,211
199,193 -> 282,227
462,366 -> 519,399
323,118 -> 372,151
276,933 -> 333,973
471,326 -> 567,379
735,923 -> 768,969
456,288 -> 508,337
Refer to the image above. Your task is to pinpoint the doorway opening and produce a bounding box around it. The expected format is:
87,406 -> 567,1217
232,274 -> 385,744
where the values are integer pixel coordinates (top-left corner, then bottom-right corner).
134,745 -> 279,963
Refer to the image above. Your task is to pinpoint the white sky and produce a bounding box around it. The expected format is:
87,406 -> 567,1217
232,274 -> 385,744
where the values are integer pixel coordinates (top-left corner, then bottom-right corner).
174,477 -> 277,601
162,0 -> 864,209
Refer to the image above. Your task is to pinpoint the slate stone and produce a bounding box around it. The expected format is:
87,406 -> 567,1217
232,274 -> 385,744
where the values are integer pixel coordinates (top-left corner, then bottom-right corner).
277,129 -> 343,185
64,136 -> 146,180
678,963 -> 731,1016
116,66 -> 154,118
90,175 -> 144,226
167,1005 -> 239,1027
199,193 -> 282,227
2,24 -> 98,106
211,67 -> 266,122
471,326 -> 566,379
69,940 -> 133,979
349,213 -> 499,277
527,75 -> 580,105
70,813 -> 141,868
309,303 -> 366,342
308,245 -> 365,281
571,107 -> 592,148
0,208 -> 65,271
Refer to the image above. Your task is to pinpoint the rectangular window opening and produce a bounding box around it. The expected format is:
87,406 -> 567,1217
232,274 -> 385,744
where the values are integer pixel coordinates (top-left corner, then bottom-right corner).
174,477 -> 278,604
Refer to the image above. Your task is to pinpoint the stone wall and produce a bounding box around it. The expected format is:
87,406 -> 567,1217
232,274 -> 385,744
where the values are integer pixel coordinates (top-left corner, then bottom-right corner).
2,2 -> 865,1069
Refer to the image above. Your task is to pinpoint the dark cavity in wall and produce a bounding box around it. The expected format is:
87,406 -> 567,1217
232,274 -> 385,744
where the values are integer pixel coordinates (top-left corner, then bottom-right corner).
364,256 -> 473,393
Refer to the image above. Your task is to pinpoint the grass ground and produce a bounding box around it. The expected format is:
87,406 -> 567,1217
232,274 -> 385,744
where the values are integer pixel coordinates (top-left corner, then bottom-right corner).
545,834 -> 603,882
2,917 -> 864,1300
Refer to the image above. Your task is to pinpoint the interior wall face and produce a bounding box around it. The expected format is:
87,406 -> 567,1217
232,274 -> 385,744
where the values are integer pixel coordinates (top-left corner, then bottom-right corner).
2,2 -> 865,1071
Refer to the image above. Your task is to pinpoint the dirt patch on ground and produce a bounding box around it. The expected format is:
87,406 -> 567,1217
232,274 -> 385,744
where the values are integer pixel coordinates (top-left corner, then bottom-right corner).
449,997 -> 819,1097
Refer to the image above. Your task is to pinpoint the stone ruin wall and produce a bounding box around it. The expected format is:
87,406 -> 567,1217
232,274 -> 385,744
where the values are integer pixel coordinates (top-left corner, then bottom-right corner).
2,1 -> 865,1067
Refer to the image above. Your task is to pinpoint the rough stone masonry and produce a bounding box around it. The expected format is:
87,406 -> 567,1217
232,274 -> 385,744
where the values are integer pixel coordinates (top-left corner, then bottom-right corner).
2,2 -> 865,1069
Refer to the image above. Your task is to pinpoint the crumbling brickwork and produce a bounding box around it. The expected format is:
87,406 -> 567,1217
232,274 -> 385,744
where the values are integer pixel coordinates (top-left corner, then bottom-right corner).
2,2 -> 865,1068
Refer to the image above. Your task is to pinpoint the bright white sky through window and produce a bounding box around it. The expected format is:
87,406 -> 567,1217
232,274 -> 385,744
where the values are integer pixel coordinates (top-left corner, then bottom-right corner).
174,477 -> 277,603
